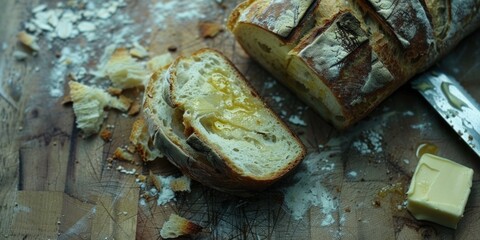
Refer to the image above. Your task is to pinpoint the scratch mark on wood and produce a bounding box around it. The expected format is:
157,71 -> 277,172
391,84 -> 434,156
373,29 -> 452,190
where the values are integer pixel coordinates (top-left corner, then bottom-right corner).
0,84 -> 18,110
17,148 -> 24,190
65,121 -> 79,194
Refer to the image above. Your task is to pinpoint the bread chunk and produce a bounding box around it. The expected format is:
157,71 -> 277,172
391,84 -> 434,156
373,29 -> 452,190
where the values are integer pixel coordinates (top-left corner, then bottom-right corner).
170,175 -> 191,192
18,31 -> 40,51
105,48 -> 148,89
160,214 -> 202,239
144,49 -> 305,194
69,81 -> 130,135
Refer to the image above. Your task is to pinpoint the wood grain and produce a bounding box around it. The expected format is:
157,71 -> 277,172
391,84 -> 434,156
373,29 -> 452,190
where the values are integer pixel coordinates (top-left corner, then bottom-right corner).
0,0 -> 479,239
0,0 -> 35,238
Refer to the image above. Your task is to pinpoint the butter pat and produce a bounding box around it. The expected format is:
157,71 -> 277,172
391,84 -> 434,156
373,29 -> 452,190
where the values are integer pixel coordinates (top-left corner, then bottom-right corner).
406,153 -> 473,229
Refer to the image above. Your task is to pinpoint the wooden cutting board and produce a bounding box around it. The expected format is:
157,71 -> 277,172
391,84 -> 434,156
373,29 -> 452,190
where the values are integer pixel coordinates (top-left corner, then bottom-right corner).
1,0 -> 479,239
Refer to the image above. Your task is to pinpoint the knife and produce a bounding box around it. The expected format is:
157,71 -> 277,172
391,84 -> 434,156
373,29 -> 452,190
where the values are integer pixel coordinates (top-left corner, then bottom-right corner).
412,70 -> 480,158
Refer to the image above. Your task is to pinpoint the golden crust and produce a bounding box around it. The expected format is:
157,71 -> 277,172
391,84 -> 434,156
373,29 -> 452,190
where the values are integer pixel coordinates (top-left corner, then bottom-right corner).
160,214 -> 202,239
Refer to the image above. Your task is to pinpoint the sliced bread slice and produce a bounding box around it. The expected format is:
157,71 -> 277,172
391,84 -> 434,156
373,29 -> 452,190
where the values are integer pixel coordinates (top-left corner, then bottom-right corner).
144,48 -> 305,194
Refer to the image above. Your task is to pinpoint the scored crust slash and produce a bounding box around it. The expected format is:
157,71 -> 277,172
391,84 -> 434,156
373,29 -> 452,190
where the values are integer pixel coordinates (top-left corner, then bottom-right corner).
227,0 -> 480,128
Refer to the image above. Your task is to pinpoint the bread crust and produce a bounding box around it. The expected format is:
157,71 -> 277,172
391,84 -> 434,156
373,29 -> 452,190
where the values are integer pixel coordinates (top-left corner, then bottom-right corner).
160,214 -> 202,239
228,0 -> 480,128
143,49 -> 306,195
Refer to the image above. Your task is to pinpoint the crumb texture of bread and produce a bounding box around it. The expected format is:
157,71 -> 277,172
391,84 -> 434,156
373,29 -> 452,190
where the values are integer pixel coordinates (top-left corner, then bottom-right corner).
105,48 -> 148,89
228,0 -> 480,128
69,81 -> 130,135
129,118 -> 164,161
160,214 -> 202,239
169,50 -> 304,179
143,49 -> 305,194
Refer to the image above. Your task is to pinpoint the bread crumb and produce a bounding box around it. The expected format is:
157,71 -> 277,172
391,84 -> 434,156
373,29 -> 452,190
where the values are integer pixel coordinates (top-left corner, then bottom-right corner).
18,31 -> 40,51
170,176 -> 191,192
128,101 -> 141,116
137,173 -> 191,207
113,147 -> 135,162
100,128 -> 113,142
198,22 -> 223,38
150,171 -> 162,191
160,214 -> 202,239
105,48 -> 148,89
137,174 -> 147,182
118,166 -> 136,175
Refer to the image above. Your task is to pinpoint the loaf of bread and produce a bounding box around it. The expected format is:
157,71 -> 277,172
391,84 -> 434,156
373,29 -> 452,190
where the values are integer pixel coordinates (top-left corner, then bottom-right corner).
228,0 -> 480,128
143,48 -> 305,195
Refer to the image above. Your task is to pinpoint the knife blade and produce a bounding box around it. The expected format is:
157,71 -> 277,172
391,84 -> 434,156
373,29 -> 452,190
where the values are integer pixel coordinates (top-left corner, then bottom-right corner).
411,70 -> 480,158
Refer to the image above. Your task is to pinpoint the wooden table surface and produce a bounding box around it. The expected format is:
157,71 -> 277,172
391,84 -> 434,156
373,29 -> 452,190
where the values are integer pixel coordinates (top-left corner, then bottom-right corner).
1,0 -> 479,239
